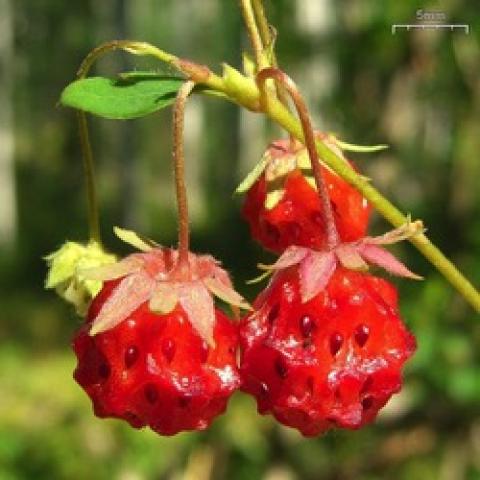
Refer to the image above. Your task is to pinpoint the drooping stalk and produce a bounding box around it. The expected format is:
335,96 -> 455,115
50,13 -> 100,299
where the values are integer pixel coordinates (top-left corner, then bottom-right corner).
76,42 -> 163,245
257,68 -> 340,250
172,80 -> 196,265
74,40 -> 213,246
77,111 -> 101,243
77,40 -> 176,79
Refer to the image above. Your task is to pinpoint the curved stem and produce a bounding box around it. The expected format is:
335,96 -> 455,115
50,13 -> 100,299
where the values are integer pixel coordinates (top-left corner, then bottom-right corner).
77,111 -> 100,243
257,68 -> 340,249
78,39 -> 225,91
172,80 -> 196,265
74,40 -> 222,246
76,41 -> 173,244
77,40 -> 176,79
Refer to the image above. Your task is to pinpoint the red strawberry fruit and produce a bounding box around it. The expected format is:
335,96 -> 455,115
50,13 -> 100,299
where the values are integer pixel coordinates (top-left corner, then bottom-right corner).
239,265 -> 416,436
240,137 -> 370,253
73,241 -> 249,436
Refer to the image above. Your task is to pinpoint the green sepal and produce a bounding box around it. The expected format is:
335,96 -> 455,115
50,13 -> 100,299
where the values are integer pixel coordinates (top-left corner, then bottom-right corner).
235,153 -> 270,194
246,270 -> 272,285
113,226 -> 157,252
333,136 -> 389,153
45,241 -> 116,315
222,64 -> 259,111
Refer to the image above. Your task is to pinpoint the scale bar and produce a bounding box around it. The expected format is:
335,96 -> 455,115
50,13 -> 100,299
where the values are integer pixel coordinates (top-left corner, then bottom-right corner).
392,24 -> 469,35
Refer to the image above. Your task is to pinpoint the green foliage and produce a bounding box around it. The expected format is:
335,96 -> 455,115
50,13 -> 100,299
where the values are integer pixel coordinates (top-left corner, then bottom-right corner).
60,74 -> 184,119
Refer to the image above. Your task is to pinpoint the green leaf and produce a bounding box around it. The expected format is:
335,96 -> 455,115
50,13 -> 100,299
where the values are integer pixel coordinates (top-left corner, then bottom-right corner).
60,75 -> 185,119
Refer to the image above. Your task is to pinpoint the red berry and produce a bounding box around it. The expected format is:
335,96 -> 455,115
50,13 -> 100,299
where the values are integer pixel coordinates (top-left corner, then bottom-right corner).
239,266 -> 416,436
73,248 -> 245,436
242,139 -> 370,253
73,280 -> 239,435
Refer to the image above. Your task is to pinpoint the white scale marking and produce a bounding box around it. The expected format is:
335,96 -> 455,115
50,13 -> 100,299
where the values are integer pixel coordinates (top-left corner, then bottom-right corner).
392,24 -> 470,35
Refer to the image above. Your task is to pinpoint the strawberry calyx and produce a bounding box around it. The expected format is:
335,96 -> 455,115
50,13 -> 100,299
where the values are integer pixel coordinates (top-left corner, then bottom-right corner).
236,134 -> 343,210
236,132 -> 386,210
256,220 -> 424,303
81,228 -> 251,345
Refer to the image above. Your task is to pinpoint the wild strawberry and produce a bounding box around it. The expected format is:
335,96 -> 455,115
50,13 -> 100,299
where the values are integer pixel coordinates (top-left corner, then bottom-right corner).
239,221 -> 422,436
73,230 -> 249,436
239,136 -> 370,253
240,265 -> 416,436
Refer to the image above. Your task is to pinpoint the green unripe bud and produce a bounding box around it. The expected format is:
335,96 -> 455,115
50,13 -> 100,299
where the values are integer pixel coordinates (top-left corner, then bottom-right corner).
45,241 -> 116,315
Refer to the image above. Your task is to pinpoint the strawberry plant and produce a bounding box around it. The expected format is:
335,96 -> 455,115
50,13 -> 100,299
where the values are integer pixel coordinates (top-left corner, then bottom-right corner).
45,0 -> 480,438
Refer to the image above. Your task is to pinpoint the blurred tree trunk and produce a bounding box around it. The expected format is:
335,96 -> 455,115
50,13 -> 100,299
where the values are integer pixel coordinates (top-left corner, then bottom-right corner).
0,0 -> 16,247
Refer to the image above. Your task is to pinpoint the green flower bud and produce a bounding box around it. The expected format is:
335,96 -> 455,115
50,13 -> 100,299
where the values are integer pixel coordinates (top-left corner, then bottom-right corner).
45,241 -> 116,315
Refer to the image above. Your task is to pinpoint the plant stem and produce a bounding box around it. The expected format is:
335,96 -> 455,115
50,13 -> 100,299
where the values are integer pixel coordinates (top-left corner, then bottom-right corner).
76,42 -> 166,245
74,40 -> 222,246
257,68 -> 340,249
77,40 -> 176,79
78,39 -> 227,96
239,0 -> 266,69
172,80 -> 196,265
251,0 -> 291,114
77,111 -> 101,243
252,0 -> 271,50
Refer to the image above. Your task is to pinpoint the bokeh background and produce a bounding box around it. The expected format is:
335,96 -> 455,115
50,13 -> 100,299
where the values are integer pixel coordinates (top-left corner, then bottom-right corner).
1,0 -> 480,478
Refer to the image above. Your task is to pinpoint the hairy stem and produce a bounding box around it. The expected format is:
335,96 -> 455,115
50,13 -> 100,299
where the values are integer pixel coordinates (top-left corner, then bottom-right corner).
77,111 -> 100,243
257,68 -> 340,249
173,80 -> 196,265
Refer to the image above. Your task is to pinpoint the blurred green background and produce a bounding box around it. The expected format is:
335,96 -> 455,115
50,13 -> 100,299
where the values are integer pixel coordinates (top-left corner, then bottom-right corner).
1,0 -> 480,478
